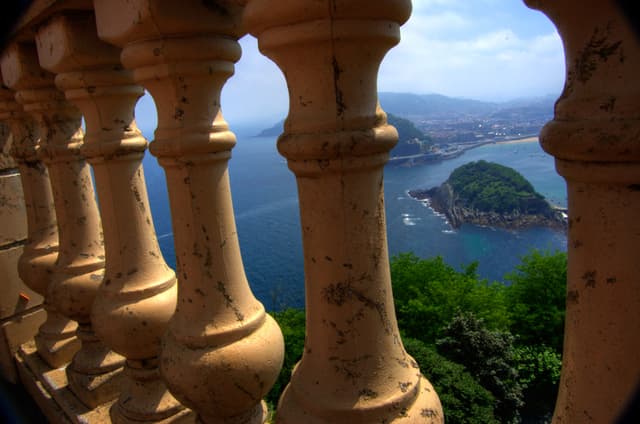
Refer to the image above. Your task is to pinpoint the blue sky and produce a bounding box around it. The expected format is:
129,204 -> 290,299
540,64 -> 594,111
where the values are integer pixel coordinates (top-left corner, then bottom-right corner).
135,0 -> 565,132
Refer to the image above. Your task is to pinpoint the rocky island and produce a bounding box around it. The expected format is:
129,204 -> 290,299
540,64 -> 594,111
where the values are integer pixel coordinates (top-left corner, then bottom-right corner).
409,161 -> 566,230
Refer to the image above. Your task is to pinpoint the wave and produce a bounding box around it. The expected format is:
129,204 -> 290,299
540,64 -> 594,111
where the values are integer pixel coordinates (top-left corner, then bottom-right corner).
402,216 -> 422,226
234,197 -> 299,220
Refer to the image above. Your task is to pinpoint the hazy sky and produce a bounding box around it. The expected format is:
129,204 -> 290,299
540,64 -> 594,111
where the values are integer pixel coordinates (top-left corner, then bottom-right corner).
135,0 -> 566,132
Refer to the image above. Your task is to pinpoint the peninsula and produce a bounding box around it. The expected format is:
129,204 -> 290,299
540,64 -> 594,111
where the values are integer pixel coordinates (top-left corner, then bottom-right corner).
409,161 -> 567,230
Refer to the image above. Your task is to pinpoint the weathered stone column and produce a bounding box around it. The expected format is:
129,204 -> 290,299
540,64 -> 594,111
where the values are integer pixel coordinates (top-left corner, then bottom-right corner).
0,74 -> 44,384
33,10 -> 185,422
32,13 -> 132,408
245,1 -> 443,422
0,46 -> 80,369
93,1 -> 284,422
524,0 -> 640,422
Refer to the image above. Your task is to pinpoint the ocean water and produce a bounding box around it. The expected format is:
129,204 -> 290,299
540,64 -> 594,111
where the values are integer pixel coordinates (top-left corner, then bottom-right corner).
142,135 -> 567,310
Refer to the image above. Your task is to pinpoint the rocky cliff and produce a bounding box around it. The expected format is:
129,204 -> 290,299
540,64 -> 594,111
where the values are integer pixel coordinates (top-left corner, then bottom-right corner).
409,173 -> 566,231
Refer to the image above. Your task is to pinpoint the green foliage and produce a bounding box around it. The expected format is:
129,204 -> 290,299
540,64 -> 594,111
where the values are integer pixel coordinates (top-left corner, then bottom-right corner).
390,253 -> 509,342
505,250 -> 567,353
266,309 -> 306,408
387,113 -> 433,156
513,345 -> 562,420
264,251 -> 567,422
448,160 -> 551,214
388,113 -> 425,142
437,312 -> 524,424
403,337 -> 498,424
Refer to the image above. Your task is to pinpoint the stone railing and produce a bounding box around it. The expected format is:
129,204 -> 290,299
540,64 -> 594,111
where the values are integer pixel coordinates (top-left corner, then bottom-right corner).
0,1 -> 638,423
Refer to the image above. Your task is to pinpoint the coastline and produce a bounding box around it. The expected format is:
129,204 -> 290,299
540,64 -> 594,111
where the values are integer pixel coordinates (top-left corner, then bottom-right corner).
494,136 -> 539,145
408,183 -> 567,232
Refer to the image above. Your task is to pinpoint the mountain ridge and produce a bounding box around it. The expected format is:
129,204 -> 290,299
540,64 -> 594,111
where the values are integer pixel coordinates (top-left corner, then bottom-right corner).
256,92 -> 557,137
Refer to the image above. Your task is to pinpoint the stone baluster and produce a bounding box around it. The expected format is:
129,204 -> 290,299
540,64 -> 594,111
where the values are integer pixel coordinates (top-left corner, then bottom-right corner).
33,10 -> 186,422
92,1 -> 285,422
32,13 -> 132,408
245,1 -> 443,422
0,46 -> 80,369
524,0 -> 640,422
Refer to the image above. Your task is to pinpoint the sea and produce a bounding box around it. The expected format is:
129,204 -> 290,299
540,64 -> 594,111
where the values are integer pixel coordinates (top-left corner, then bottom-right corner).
141,133 -> 567,311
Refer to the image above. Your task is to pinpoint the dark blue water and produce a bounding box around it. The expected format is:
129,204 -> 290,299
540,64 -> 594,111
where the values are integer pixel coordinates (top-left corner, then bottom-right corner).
142,135 -> 567,310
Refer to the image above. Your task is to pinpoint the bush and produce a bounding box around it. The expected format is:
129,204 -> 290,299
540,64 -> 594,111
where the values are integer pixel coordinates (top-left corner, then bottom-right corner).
506,250 -> 567,353
391,253 -> 509,343
404,337 -> 498,424
437,312 -> 524,424
513,345 -> 562,421
266,308 -> 306,408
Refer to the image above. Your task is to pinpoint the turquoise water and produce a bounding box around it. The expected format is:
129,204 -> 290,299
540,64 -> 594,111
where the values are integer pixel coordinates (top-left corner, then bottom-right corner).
142,136 -> 567,310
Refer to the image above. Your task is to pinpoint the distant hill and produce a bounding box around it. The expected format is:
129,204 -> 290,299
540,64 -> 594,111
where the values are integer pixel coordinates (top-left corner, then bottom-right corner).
255,92 -> 556,144
489,95 -> 556,121
379,92 -> 555,122
379,92 -> 499,119
256,120 -> 284,137
387,113 -> 432,157
255,113 -> 432,157
387,113 -> 424,141
409,161 -> 565,230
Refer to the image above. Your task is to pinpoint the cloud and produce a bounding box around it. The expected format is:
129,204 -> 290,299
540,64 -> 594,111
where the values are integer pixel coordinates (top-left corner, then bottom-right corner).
470,29 -> 519,50
222,36 -> 289,128
379,5 -> 565,101
135,1 -> 566,128
408,11 -> 470,36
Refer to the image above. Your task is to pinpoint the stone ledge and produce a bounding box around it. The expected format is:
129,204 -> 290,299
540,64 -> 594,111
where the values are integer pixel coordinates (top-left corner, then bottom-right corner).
1,306 -> 45,383
15,341 -> 196,423
16,341 -> 112,423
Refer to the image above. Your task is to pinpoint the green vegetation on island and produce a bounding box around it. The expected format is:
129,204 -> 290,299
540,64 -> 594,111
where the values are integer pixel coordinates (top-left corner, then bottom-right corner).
449,160 -> 548,214
410,161 -> 566,229
267,250 -> 567,424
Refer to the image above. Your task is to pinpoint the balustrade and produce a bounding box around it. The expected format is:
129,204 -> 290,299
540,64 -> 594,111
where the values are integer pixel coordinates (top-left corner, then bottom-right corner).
0,72 -> 43,384
33,12 -> 141,409
92,0 -> 285,422
245,1 -> 443,422
525,1 -> 640,422
35,9 -> 186,423
0,44 -> 80,369
0,1 -> 639,423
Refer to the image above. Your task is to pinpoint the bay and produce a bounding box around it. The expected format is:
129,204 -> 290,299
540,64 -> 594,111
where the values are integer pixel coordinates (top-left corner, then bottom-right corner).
142,134 -> 567,311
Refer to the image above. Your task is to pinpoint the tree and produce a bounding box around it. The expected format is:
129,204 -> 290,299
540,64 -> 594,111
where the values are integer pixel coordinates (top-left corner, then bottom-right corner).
390,253 -> 509,343
448,160 -> 551,215
404,337 -> 498,424
266,309 -> 306,408
505,250 -> 567,353
513,345 -> 562,421
437,312 -> 524,424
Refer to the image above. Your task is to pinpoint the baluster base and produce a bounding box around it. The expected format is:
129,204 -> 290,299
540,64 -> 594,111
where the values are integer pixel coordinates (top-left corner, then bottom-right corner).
34,306 -> 80,369
196,400 -> 267,424
15,340 -> 114,423
66,323 -> 125,408
276,375 -> 443,424
110,359 -> 192,424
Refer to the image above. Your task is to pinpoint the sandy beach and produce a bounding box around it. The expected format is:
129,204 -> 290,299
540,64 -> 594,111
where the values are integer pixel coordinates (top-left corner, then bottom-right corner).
495,136 -> 539,145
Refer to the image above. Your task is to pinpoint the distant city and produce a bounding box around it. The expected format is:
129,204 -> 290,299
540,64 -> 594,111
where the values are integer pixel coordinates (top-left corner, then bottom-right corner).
379,92 -> 555,144
375,92 -> 556,166
257,91 -> 557,166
